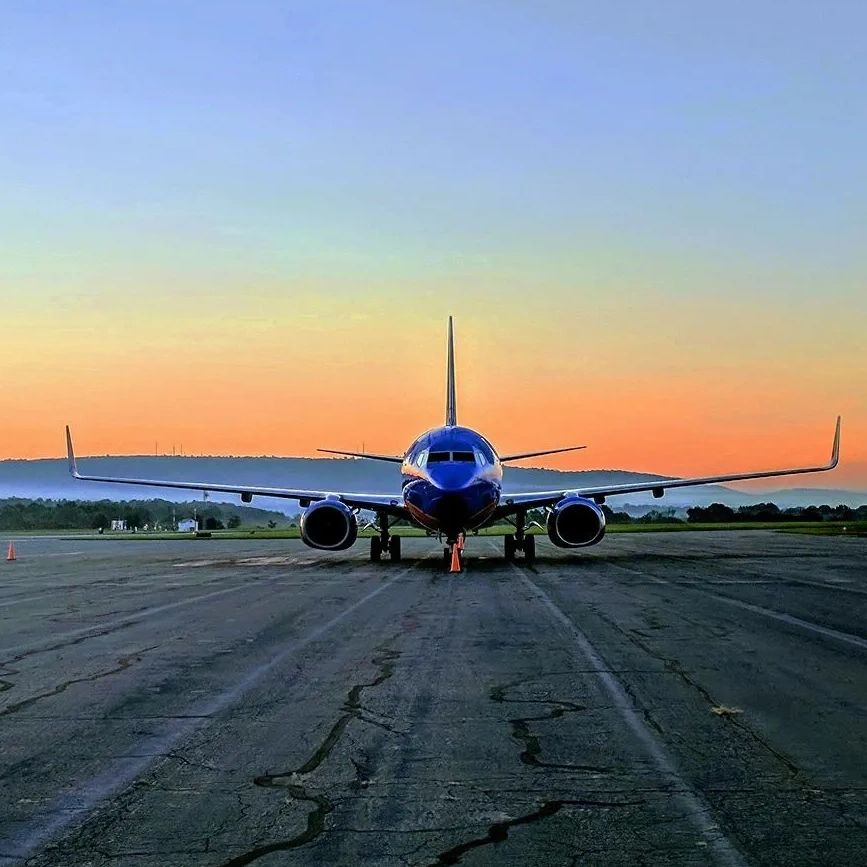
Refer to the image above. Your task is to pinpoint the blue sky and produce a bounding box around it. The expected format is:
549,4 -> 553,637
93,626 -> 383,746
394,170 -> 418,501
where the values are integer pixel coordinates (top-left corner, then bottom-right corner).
0,1 -> 864,479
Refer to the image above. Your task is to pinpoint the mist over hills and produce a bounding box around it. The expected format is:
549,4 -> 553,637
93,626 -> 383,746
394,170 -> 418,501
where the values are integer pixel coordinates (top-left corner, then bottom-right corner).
0,456 -> 863,513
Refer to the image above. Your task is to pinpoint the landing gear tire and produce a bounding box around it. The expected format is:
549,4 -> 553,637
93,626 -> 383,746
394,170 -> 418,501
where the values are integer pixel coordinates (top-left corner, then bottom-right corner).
370,537 -> 382,562
504,534 -> 516,561
388,535 -> 401,561
522,534 -> 536,563
443,546 -> 451,569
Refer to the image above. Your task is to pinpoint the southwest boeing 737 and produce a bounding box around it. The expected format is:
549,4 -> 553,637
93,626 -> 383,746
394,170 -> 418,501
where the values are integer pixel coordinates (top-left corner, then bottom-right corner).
65,318 -> 841,570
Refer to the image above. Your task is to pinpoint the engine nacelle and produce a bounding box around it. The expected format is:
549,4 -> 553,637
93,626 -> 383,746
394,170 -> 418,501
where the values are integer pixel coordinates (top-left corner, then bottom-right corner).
300,499 -> 358,550
546,496 -> 606,548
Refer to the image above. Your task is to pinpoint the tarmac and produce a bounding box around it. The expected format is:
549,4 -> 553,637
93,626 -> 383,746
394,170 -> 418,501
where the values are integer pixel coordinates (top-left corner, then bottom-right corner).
0,530 -> 865,866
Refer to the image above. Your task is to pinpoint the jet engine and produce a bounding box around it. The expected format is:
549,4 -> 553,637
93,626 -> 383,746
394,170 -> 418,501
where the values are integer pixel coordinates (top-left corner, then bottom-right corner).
300,499 -> 358,550
546,496 -> 606,548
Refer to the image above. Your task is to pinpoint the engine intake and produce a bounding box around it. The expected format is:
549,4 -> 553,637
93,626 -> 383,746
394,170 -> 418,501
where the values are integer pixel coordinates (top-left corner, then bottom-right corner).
300,499 -> 358,550
547,496 -> 606,548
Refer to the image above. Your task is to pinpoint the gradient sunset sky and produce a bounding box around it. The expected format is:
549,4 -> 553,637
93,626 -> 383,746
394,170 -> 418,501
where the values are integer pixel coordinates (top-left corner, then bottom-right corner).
2,1 -> 865,488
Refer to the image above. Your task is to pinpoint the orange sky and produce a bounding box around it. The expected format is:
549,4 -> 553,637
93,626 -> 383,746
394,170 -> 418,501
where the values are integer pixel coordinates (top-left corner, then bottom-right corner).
3,299 -> 864,490
2,4 -> 865,490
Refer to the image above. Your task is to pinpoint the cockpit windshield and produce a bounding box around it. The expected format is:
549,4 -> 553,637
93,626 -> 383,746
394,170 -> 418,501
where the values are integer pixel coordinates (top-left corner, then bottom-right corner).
427,451 -> 477,464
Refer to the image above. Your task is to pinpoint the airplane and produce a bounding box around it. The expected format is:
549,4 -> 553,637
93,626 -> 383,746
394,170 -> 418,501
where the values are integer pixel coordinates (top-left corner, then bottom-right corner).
65,317 -> 841,570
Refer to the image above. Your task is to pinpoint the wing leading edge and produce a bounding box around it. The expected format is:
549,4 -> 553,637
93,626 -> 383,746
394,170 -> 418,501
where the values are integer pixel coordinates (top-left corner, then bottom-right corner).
497,417 -> 842,514
65,427 -> 408,517
499,445 -> 587,462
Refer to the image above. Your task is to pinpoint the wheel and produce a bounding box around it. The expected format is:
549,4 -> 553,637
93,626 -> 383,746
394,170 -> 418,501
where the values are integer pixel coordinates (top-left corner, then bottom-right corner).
370,536 -> 382,562
388,535 -> 401,561
504,533 -> 516,561
523,534 -> 536,562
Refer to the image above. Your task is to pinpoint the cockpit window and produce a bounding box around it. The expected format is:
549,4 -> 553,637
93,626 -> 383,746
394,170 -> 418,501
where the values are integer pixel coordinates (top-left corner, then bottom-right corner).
452,451 -> 475,462
428,452 -> 450,463
477,441 -> 496,464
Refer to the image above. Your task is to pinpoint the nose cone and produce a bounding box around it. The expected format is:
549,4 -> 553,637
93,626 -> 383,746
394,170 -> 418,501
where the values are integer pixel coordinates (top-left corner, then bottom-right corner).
429,464 -> 477,491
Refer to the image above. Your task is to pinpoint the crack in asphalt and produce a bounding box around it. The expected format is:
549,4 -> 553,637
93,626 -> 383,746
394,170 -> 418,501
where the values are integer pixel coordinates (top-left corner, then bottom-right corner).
0,581 -> 276,660
215,647 -> 401,867
489,684 -> 610,773
592,565 -> 805,778
509,566 -> 750,866
423,671 -> 622,865
429,797 -> 645,866
0,645 -> 159,720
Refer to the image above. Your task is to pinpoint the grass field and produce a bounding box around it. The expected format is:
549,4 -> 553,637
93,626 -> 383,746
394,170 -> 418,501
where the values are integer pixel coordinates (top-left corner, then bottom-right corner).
52,520 -> 867,542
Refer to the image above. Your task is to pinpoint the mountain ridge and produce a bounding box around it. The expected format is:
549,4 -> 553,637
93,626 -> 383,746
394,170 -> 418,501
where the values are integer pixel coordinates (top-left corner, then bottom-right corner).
0,456 -> 862,512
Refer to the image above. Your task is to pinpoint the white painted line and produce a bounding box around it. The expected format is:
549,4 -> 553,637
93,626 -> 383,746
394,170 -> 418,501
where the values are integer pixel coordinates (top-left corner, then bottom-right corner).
510,563 -> 747,867
0,594 -> 52,610
611,561 -> 867,653
0,582 -> 265,658
1,560 -> 420,863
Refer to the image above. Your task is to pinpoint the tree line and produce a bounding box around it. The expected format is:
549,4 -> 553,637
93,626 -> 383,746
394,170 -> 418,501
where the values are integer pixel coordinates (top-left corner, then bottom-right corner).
596,502 -> 867,525
0,498 -> 290,531
684,502 -> 867,523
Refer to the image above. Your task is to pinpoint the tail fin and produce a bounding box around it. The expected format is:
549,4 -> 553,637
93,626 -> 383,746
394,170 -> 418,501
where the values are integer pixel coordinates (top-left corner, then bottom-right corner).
445,316 -> 457,426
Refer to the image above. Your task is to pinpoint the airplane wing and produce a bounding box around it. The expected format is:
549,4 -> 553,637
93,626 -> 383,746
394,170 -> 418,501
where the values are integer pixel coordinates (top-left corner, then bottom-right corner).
499,445 -> 586,462
65,427 -> 408,517
494,417 -> 841,514
317,448 -> 403,463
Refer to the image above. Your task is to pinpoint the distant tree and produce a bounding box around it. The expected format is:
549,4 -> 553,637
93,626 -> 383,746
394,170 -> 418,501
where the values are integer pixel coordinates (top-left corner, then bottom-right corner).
602,505 -> 632,524
227,515 -> 242,529
737,502 -> 781,522
637,509 -> 682,524
204,516 -> 224,531
800,506 -> 824,522
91,512 -> 110,531
688,503 -> 735,523
268,519 -> 277,529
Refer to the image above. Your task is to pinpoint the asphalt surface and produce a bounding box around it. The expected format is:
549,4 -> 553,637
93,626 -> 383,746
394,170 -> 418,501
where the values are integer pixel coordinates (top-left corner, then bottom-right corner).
1,531 -> 865,866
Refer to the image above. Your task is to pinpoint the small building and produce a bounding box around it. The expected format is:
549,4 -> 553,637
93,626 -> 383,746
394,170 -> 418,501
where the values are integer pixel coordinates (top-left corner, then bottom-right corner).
110,519 -> 127,531
177,518 -> 197,532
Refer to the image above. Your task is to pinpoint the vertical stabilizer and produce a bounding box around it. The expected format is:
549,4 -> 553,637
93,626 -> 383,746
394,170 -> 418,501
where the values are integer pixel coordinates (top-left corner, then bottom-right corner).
445,316 -> 457,426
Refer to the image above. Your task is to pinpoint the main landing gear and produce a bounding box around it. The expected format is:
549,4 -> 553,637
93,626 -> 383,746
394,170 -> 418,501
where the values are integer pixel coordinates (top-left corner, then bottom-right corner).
503,511 -> 536,563
370,512 -> 401,562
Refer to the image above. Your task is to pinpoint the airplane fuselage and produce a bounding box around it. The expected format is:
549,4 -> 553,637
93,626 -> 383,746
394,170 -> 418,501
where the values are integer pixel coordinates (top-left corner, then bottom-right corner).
401,425 -> 502,538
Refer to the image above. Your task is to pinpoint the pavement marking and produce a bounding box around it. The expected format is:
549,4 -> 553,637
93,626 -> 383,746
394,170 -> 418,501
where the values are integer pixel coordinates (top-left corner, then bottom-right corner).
0,579 -> 283,658
0,571 -> 240,611
508,561 -> 748,867
610,561 -> 867,653
0,594 -> 53,610
0,559 -> 422,864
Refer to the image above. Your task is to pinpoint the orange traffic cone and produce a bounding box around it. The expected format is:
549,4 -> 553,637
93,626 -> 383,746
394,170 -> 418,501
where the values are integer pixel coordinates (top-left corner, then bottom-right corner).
7,542 -> 16,561
449,543 -> 462,573
456,533 -> 465,551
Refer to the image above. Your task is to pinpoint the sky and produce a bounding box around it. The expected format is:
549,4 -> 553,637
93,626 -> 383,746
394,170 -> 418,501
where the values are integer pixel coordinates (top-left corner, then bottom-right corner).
1,1 -> 865,489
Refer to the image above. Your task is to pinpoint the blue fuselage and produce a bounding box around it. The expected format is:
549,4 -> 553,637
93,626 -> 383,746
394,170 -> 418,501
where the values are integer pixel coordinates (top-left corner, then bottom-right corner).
400,425 -> 502,538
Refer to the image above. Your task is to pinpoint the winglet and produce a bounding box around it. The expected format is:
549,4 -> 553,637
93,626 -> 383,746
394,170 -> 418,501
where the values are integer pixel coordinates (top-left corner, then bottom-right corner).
830,415 -> 841,468
65,425 -> 80,478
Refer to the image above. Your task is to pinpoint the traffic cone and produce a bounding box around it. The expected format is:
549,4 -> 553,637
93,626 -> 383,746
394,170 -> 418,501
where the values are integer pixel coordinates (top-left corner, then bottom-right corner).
6,542 -> 16,562
456,533 -> 465,551
449,543 -> 462,573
